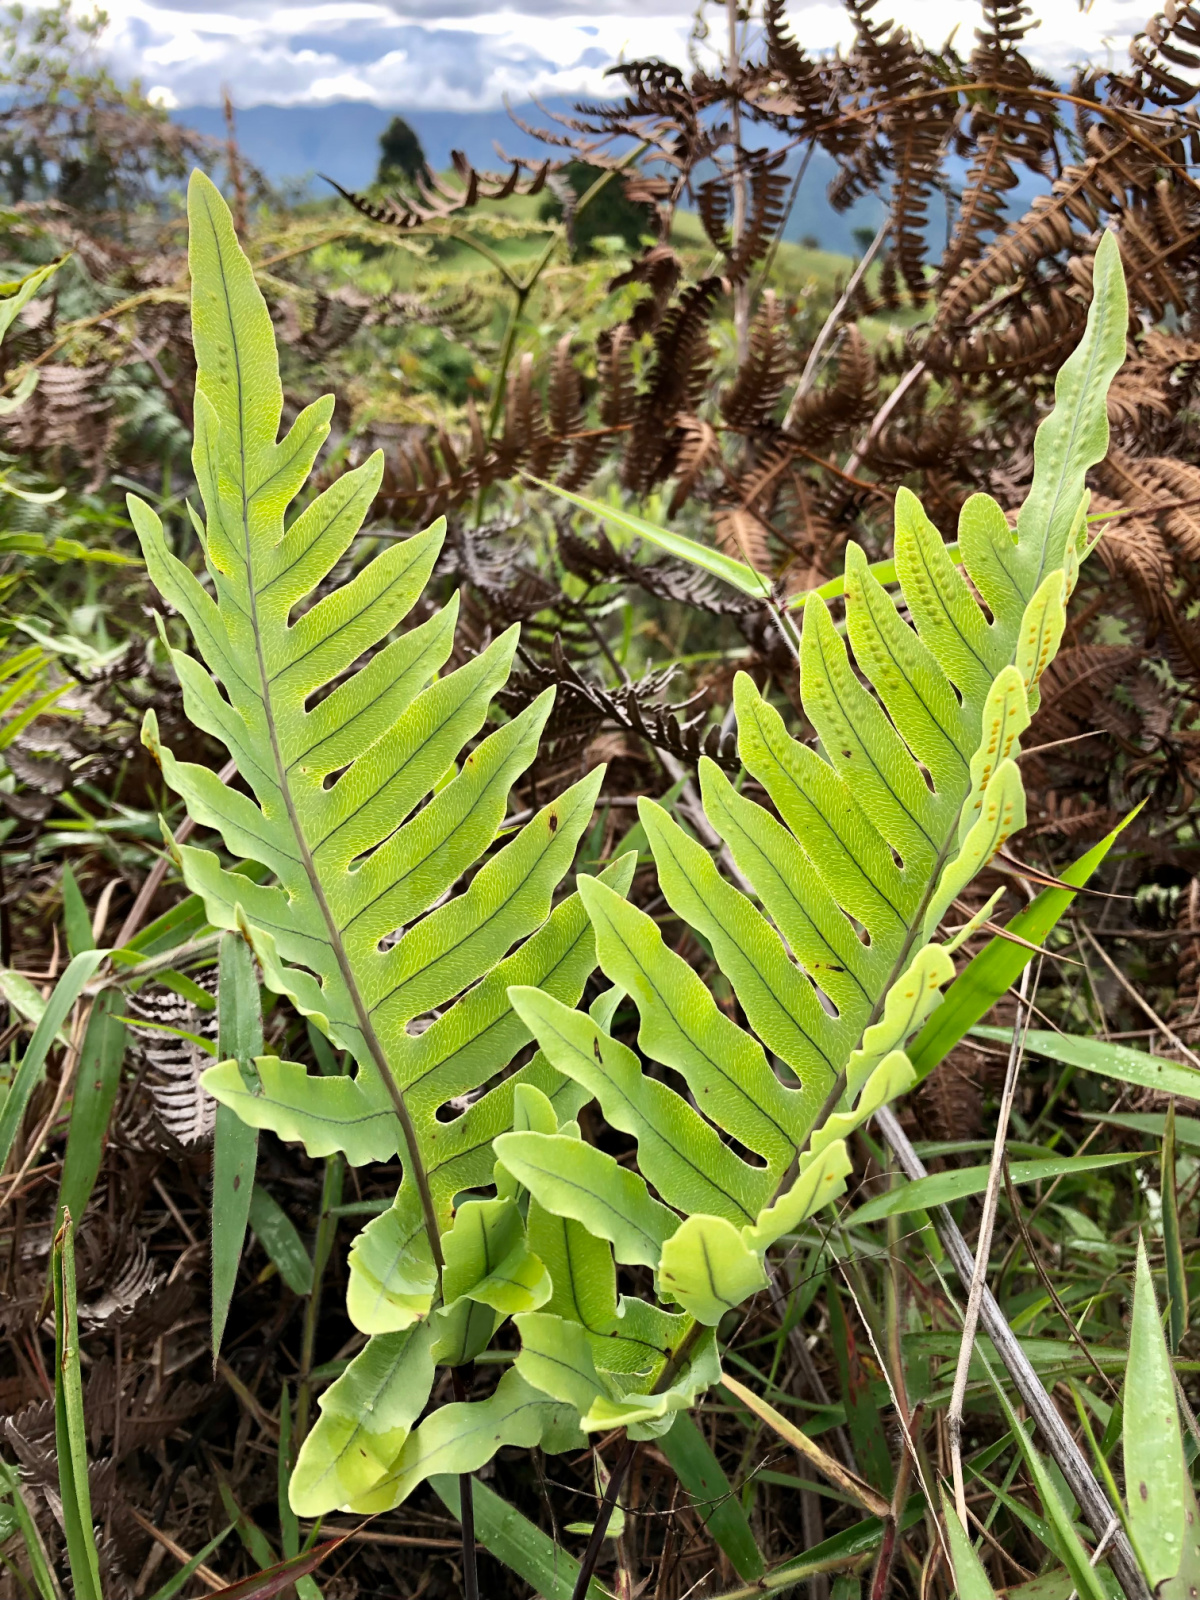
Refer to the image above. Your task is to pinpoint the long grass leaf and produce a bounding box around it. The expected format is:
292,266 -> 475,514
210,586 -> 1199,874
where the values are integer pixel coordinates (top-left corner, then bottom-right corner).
527,476 -> 770,597
1126,1236 -> 1187,1587
212,931 -> 264,1358
52,1214 -> 102,1600
0,949 -> 108,1173
852,1152 -> 1141,1225
659,1412 -> 765,1581
54,988 -> 126,1232
908,815 -> 1135,1079
249,1185 -> 314,1295
973,1028 -> 1200,1102
431,1474 -> 610,1600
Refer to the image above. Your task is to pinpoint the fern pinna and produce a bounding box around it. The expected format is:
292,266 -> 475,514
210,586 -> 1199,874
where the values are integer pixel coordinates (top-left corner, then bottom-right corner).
127,172 -> 628,1515
495,233 -> 1129,1448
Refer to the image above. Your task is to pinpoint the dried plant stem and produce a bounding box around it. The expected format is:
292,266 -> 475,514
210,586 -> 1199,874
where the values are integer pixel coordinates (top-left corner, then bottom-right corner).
947,963 -> 1031,1527
874,1104 -> 1150,1600
1080,923 -> 1200,1070
843,359 -> 927,477
783,216 -> 889,427
571,1435 -> 636,1600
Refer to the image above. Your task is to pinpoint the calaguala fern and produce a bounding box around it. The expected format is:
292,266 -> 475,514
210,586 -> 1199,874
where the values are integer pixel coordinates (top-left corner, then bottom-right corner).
127,171 -> 631,1517
492,232 -> 1129,1443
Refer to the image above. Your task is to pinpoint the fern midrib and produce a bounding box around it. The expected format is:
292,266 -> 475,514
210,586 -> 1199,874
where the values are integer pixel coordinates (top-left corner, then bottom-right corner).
791,607 -> 1035,1165
201,186 -> 446,1279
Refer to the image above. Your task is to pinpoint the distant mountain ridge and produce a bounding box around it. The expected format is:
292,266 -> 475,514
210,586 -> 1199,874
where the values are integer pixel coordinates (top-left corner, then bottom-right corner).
169,100 -> 886,255
171,101 -> 565,197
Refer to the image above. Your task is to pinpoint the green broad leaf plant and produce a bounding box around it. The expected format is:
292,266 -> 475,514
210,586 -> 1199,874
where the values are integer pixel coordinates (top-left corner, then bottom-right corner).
497,231 -> 1130,1446
134,165 -> 1131,1542
128,172 -> 630,1517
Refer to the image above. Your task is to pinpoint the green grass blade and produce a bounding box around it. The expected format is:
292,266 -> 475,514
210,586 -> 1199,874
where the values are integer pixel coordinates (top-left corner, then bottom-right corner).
52,1214 -> 102,1600
249,1185 -> 315,1295
908,810 -> 1140,1079
0,948 -> 108,1173
974,1028 -> 1200,1102
852,1152 -> 1142,1225
144,1527 -> 235,1600
60,863 -> 94,957
431,1473 -> 610,1600
658,1412 -> 765,1581
941,1486 -> 998,1600
983,1361 -> 1110,1600
55,988 -> 126,1232
0,1461 -> 62,1600
212,930 -> 264,1359
1126,1236 -> 1187,1587
528,475 -> 770,598
1162,1103 -> 1188,1353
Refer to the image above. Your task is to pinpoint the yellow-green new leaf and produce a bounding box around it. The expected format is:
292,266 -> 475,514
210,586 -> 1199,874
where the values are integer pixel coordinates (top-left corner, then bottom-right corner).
290,1323 -> 436,1515
134,174 -> 616,1387
741,1137 -> 853,1253
345,1369 -> 583,1514
845,944 -> 954,1100
494,1131 -> 677,1268
507,984 -> 769,1226
441,1196 -> 551,1316
657,1215 -> 768,1325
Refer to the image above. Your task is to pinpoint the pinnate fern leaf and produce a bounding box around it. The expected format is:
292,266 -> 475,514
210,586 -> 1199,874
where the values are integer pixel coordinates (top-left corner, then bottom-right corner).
502,231 -> 1129,1415
127,172 -> 625,1515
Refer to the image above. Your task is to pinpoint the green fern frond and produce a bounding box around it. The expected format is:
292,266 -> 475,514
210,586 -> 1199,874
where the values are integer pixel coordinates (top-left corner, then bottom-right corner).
501,231 -> 1128,1414
128,171 -> 623,1516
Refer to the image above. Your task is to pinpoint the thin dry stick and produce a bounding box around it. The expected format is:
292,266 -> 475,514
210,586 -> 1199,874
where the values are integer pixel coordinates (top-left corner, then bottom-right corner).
1002,1159 -> 1118,1397
834,1266 -> 946,1565
1079,924 -> 1200,1071
947,962 -> 1032,1527
783,217 -> 890,427
843,359 -> 927,477
873,1104 -> 1150,1600
128,1510 -> 225,1592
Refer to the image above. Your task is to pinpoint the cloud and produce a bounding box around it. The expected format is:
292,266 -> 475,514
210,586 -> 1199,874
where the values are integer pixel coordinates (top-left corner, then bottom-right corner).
98,0 -> 1158,111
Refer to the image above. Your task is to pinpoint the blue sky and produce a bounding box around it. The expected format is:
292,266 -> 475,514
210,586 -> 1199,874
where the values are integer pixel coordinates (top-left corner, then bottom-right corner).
82,0 -> 1160,110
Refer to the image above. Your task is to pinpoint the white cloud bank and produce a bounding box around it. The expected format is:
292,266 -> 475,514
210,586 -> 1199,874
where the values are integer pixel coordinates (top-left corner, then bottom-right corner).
82,0 -> 1161,110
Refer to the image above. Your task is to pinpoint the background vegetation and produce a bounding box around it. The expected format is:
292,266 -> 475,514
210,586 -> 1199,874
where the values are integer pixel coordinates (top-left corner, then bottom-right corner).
0,1 -> 1200,1598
